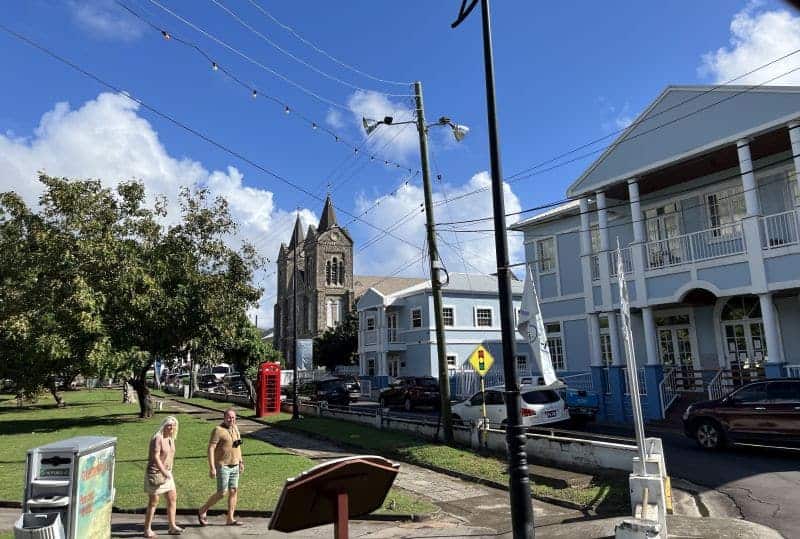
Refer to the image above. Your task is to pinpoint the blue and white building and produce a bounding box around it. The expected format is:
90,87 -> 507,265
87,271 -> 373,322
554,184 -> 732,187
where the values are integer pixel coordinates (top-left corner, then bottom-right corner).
511,85 -> 800,423
355,273 -> 586,393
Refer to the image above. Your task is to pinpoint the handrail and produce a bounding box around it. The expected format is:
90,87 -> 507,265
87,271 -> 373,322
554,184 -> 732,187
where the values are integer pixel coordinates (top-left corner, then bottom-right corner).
645,222 -> 745,270
760,209 -> 800,250
707,369 -> 726,400
658,367 -> 679,419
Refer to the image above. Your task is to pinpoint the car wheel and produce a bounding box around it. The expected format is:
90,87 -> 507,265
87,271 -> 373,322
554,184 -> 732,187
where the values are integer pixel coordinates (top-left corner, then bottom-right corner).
695,420 -> 724,450
404,397 -> 413,412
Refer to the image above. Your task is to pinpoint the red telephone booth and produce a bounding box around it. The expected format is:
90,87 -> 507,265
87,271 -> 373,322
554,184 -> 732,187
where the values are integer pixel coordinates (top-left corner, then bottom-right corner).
256,362 -> 281,417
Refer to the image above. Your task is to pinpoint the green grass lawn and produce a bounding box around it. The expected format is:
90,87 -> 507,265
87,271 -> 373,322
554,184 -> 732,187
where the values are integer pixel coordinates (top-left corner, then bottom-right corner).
265,414 -> 629,512
0,391 -> 434,516
151,391 -> 629,512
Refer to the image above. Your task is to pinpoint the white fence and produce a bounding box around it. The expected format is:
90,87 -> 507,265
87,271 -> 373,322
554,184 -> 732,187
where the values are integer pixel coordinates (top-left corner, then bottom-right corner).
786,364 -> 800,378
610,248 -> 633,276
761,210 -> 799,250
646,223 -> 745,269
590,254 -> 600,281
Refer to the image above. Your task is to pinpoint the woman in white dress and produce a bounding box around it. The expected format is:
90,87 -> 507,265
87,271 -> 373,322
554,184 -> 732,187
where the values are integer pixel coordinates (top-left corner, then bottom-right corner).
144,416 -> 182,537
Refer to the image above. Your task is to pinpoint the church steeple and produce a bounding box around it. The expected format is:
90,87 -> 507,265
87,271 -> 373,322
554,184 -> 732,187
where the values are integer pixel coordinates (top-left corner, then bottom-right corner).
317,194 -> 338,233
288,214 -> 305,249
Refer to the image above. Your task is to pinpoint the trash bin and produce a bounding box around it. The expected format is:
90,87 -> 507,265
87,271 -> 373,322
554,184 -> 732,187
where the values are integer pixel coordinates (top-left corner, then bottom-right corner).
23,436 -> 116,539
14,512 -> 65,539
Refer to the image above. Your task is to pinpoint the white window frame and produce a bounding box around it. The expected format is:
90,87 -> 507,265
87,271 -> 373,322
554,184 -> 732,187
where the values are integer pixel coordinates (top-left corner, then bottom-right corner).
536,236 -> 557,274
705,186 -> 746,237
410,307 -> 422,329
545,321 -> 566,371
446,353 -> 458,372
326,298 -> 342,328
365,316 -> 375,331
515,354 -> 528,373
474,306 -> 494,327
599,315 -> 613,368
442,305 -> 455,327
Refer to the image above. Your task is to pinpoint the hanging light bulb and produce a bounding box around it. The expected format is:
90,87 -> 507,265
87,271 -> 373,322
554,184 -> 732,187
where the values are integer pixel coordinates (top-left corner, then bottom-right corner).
284,106 -> 290,115
334,135 -> 339,142
252,89 -> 258,98
384,160 -> 389,166
370,156 -> 375,161
311,123 -> 317,130
211,62 -> 219,71
161,30 -> 171,40
354,148 -> 359,154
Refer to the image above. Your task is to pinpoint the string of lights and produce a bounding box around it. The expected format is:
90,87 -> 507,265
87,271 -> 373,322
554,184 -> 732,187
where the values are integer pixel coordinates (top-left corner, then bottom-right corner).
145,0 -> 406,117
115,0 -> 416,178
209,0 -> 414,97
244,0 -> 412,87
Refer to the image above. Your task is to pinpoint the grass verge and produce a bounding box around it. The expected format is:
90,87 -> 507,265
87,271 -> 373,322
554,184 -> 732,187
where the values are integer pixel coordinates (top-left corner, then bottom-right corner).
0,391 -> 435,517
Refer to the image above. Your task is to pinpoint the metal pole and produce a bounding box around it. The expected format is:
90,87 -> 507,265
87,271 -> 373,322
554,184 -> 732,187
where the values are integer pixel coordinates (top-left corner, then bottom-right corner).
414,81 -> 454,444
292,218 -> 299,420
479,1 -> 534,536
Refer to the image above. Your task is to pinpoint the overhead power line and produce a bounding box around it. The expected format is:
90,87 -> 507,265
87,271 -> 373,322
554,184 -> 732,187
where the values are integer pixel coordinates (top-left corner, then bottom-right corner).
244,0 -> 412,87
209,0 -> 414,97
0,24 -> 424,255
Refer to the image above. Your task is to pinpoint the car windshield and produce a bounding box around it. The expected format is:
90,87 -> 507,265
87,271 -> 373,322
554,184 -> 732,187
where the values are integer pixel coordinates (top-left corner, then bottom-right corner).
521,389 -> 560,404
319,380 -> 341,391
212,366 -> 228,374
416,378 -> 438,388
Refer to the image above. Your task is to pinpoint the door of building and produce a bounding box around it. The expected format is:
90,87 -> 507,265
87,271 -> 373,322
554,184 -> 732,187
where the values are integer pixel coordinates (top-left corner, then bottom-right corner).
387,354 -> 400,378
387,312 -> 398,343
645,202 -> 684,267
656,313 -> 697,390
720,296 -> 767,386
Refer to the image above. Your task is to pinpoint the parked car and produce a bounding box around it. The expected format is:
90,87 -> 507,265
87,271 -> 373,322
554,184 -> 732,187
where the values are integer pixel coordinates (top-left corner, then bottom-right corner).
378,376 -> 440,411
683,379 -> 800,450
336,376 -> 361,402
221,373 -> 248,394
211,363 -> 233,382
451,383 -> 570,429
198,374 -> 219,391
299,377 -> 351,406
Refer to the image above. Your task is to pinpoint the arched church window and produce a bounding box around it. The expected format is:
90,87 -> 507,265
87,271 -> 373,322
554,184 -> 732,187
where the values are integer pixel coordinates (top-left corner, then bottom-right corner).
326,260 -> 331,285
331,257 -> 339,286
338,259 -> 345,285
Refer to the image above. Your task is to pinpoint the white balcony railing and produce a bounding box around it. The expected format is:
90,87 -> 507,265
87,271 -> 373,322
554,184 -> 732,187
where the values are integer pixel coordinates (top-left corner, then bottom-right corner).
388,328 -> 399,343
561,372 -> 594,392
590,254 -> 600,281
364,329 -> 377,345
760,209 -> 800,250
645,223 -> 745,270
610,248 -> 633,276
786,364 -> 800,378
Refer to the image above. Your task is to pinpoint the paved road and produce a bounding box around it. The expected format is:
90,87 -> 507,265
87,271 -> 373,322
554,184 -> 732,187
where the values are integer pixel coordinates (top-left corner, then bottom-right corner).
357,402 -> 800,538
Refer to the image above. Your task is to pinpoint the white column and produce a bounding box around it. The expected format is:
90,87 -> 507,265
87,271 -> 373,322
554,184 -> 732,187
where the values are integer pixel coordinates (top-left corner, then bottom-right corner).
759,293 -> 783,365
737,139 -> 761,217
607,312 -> 623,366
788,122 -> 800,207
628,178 -> 645,243
579,197 -> 592,255
588,313 -> 602,367
642,307 -> 659,366
579,197 -> 596,312
596,191 -> 612,307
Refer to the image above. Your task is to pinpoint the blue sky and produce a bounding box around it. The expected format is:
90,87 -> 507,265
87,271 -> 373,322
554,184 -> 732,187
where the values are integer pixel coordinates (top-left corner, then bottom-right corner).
2,0 -> 799,325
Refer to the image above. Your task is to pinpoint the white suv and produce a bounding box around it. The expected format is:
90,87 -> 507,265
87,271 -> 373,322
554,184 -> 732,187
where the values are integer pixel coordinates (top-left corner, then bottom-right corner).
451,383 -> 569,428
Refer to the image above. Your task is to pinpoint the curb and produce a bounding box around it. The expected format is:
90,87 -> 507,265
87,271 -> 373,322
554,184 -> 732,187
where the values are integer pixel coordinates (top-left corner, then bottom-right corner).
161,396 -> 608,514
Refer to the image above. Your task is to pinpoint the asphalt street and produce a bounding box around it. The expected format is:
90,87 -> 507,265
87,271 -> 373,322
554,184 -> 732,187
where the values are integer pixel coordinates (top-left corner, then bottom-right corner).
354,402 -> 800,538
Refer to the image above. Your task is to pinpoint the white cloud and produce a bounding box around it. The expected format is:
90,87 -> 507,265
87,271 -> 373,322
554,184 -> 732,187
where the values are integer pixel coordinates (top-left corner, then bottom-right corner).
0,92 -> 314,327
351,171 -> 524,278
598,97 -> 633,133
68,0 -> 146,42
346,91 -> 417,163
325,109 -> 345,130
699,1 -> 800,84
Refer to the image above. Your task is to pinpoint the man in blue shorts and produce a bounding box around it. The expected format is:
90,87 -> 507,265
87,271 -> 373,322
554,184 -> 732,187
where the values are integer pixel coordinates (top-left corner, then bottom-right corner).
197,408 -> 245,526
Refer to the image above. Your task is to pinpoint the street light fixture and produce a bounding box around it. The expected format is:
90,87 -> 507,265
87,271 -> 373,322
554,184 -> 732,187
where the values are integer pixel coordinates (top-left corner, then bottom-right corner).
361,84 -> 467,444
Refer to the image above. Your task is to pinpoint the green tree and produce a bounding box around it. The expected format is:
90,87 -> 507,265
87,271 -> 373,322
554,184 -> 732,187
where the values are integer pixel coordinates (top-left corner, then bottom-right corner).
313,308 -> 358,370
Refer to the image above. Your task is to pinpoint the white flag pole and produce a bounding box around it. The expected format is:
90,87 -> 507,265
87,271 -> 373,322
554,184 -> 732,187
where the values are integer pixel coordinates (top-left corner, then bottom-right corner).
616,239 -> 647,466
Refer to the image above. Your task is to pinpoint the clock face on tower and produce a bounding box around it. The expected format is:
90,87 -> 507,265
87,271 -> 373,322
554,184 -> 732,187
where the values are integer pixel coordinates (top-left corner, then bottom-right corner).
330,232 -> 338,242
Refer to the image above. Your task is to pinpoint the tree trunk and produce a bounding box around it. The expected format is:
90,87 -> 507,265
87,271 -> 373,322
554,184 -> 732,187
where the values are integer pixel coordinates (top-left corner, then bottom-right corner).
245,377 -> 256,408
133,364 -> 154,418
49,381 -> 65,408
122,379 -> 137,404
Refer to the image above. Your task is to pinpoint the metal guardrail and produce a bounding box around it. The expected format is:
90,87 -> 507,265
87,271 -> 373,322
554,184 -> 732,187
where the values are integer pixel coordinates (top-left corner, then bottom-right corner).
646,223 -> 745,269
561,372 -> 594,392
760,209 -> 800,250
786,364 -> 800,378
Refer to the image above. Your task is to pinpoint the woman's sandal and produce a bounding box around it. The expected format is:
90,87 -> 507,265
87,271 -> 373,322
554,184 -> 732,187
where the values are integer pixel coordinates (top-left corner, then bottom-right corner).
197,512 -> 208,527
144,532 -> 157,538
226,520 -> 244,526
167,528 -> 183,535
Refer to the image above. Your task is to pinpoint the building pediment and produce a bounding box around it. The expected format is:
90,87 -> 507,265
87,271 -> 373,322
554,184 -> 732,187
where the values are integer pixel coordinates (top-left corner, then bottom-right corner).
567,85 -> 800,197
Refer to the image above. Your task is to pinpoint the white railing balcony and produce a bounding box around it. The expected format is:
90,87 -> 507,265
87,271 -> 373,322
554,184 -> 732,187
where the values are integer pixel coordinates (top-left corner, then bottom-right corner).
590,254 -> 600,281
610,248 -> 633,276
645,223 -> 746,270
387,328 -> 399,343
561,372 -> 594,392
364,329 -> 377,345
760,209 -> 800,250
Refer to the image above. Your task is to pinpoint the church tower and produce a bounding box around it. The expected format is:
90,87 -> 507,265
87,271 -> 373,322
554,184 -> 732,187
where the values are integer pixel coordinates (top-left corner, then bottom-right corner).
274,195 -> 354,365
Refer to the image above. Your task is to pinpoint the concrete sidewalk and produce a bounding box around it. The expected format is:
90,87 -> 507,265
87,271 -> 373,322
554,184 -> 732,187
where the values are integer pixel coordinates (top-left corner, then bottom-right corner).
0,508 -> 783,538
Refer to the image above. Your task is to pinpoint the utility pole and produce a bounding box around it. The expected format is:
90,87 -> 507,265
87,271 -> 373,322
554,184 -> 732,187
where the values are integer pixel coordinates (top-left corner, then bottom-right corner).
452,1 -> 534,537
414,81 -> 454,444
292,212 -> 299,420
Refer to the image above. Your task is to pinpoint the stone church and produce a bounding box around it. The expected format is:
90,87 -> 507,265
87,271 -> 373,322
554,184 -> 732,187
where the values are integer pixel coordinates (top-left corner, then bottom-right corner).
273,195 -> 355,363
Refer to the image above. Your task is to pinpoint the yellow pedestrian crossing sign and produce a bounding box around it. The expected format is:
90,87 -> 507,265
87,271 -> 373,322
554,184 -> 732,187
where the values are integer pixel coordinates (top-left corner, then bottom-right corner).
468,345 -> 494,377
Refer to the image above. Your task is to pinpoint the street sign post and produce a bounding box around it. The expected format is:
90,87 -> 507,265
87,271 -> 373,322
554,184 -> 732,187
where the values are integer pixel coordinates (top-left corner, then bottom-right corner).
468,345 -> 494,443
